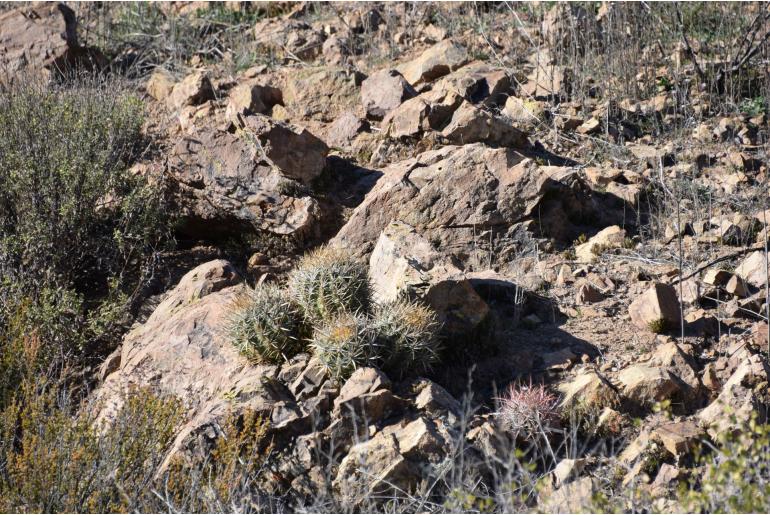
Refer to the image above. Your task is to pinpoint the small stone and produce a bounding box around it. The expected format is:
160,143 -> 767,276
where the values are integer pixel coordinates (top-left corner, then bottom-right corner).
360,69 -> 416,120
651,420 -> 704,456
146,68 -> 175,101
167,71 -> 214,110
617,365 -> 681,405
576,282 -> 605,304
725,274 -> 750,298
628,283 -> 681,333
701,363 -> 721,391
575,226 -> 626,263
703,269 -> 731,287
556,264 -> 575,285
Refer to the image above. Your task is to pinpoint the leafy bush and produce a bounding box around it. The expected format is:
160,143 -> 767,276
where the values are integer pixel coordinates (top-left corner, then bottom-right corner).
228,284 -> 305,364
310,312 -> 379,382
288,246 -> 372,325
0,76 -> 170,401
0,77 -> 166,296
0,375 -> 272,513
371,299 -> 442,379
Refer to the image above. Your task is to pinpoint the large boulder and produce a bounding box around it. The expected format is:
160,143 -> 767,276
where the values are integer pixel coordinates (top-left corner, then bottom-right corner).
0,3 -> 105,79
332,144 -> 593,263
167,114 -> 328,237
368,222 -> 491,340
93,260 -> 305,469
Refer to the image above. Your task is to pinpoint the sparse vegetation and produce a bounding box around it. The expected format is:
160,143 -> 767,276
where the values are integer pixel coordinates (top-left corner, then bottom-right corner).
1,1 -> 770,513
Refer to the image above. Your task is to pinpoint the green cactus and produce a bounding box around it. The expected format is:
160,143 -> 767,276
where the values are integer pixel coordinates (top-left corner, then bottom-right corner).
371,299 -> 442,379
228,284 -> 305,364
310,312 -> 379,382
288,245 -> 372,324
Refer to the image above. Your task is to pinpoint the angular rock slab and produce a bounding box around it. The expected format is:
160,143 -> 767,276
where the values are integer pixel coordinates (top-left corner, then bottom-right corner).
332,143 -> 589,263
93,260 -> 301,469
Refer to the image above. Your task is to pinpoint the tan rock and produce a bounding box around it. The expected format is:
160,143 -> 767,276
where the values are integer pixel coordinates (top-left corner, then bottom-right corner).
541,476 -> 598,514
167,71 -> 214,110
735,251 -> 769,288
725,274 -> 749,298
326,110 -> 369,147
146,68 -> 175,101
284,66 -> 361,122
503,96 -> 545,125
335,417 -> 447,495
703,269 -> 731,287
369,222 -> 450,302
397,40 -> 469,85
628,283 -> 681,332
440,101 -> 529,148
617,365 -> 681,405
91,261 -> 301,470
596,407 -> 625,434
225,81 -> 282,121
576,282 -> 605,304
575,225 -> 626,263
361,69 -> 416,119
167,114 -> 327,238
551,458 -> 588,487
334,367 -> 391,410
332,144 -> 592,265
651,420 -> 704,456
558,370 -> 619,410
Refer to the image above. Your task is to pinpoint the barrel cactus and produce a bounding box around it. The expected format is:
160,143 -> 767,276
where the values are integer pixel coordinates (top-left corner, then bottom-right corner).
288,245 -> 372,324
371,299 -> 442,379
228,284 -> 304,364
310,312 -> 378,382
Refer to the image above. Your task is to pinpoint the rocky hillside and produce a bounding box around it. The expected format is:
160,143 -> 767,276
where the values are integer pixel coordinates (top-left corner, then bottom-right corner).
1,2 -> 770,513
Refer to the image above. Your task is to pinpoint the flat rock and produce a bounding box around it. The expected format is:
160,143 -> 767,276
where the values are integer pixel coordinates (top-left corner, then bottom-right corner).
397,40 -> 469,86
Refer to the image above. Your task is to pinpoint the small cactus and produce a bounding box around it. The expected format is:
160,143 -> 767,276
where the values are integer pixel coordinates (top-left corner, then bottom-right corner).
310,312 -> 378,382
496,382 -> 560,436
288,245 -> 372,324
371,299 -> 442,379
228,284 -> 304,364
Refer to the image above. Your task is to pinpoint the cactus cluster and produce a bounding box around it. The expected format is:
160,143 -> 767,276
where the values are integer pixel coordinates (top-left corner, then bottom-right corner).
287,246 -> 372,324
228,284 -> 304,364
229,245 -> 444,383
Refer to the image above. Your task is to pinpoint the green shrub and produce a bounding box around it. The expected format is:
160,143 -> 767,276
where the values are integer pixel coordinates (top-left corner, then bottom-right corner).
0,77 -> 167,296
371,299 -> 442,379
288,246 -> 372,324
228,284 -> 305,364
310,312 -> 379,382
0,77 -> 170,397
